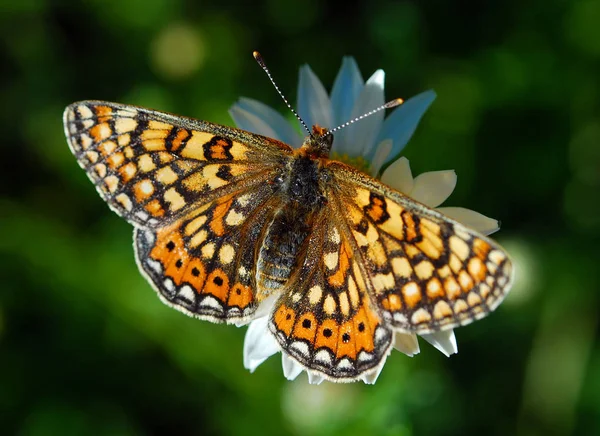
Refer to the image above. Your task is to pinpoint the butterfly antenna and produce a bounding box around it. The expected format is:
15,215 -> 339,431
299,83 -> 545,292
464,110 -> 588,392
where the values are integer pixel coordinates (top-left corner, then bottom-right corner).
253,51 -> 311,135
328,98 -> 404,134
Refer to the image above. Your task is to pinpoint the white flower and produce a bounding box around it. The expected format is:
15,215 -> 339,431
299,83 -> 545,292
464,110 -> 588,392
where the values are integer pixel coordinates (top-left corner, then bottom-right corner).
230,57 -> 436,176
229,57 -> 500,384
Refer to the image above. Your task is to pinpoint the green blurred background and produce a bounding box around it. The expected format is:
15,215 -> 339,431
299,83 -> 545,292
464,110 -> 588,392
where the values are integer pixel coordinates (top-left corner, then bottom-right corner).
1,0 -> 599,435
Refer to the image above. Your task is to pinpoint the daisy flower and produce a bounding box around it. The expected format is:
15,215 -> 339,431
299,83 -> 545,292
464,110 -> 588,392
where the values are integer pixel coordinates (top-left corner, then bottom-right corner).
229,57 -> 500,384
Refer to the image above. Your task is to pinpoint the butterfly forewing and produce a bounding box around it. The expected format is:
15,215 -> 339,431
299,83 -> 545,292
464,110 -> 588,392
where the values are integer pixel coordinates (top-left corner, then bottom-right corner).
327,161 -> 513,334
63,101 -> 292,228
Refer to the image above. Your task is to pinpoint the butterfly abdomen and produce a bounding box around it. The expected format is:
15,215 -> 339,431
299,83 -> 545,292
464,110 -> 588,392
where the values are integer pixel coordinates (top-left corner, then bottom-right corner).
255,206 -> 315,296
254,153 -> 329,295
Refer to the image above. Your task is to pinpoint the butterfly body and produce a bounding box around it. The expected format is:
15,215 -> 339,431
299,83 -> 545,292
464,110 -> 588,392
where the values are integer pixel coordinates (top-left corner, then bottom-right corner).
254,194 -> 319,296
64,101 -> 513,382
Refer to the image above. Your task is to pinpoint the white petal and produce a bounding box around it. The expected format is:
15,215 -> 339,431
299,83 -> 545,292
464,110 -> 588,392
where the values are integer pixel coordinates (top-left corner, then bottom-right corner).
229,106 -> 288,145
230,97 -> 302,146
234,319 -> 250,327
436,207 -> 501,235
420,330 -> 458,357
243,316 -> 280,372
282,354 -> 304,381
369,139 -> 392,177
330,56 -> 364,127
373,90 -> 436,164
254,294 -> 279,319
360,364 -> 385,384
334,70 -> 385,157
307,371 -> 325,385
297,64 -> 333,131
410,170 -> 457,208
392,332 -> 420,357
381,157 -> 414,194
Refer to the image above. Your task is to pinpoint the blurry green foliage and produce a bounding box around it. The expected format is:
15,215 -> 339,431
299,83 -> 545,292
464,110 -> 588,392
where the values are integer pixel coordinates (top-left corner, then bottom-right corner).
1,0 -> 599,435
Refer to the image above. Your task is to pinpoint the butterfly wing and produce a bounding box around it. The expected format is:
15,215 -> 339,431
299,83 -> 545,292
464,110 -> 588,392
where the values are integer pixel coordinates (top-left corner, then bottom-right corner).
326,161 -> 513,334
63,101 -> 292,227
269,206 -> 393,381
135,186 -> 282,323
64,101 -> 292,323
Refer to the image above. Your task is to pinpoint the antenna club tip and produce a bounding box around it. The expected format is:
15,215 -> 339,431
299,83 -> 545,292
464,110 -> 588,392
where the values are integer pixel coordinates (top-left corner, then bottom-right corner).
385,98 -> 404,109
253,51 -> 262,60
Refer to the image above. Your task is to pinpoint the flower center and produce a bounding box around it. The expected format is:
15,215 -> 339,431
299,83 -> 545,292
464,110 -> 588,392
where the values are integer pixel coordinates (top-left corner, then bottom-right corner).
330,152 -> 371,173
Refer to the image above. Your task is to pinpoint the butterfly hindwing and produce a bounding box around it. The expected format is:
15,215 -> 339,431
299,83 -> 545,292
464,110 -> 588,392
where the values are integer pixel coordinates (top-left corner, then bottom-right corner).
135,185 -> 282,323
63,101 -> 292,228
327,161 -> 513,334
269,208 -> 393,381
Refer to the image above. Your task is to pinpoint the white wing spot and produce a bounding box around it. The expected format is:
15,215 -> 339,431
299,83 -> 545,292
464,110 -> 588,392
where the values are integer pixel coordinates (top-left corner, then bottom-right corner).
290,341 -> 309,358
308,285 -> 323,305
77,105 -> 93,118
358,351 -> 374,363
115,117 -> 137,134
372,273 -> 395,292
225,209 -> 245,226
146,259 -> 162,274
323,295 -> 336,315
336,358 -> 353,371
140,180 -> 154,195
236,193 -> 252,207
453,300 -> 469,314
80,134 -> 93,150
178,285 -> 196,302
393,313 -> 408,324
201,243 -> 216,259
199,295 -> 223,312
115,193 -> 133,211
324,252 -> 339,270
219,244 -> 235,265
449,236 -> 470,261
411,308 -> 432,324
135,211 -> 149,221
467,292 -> 482,306
489,249 -> 506,264
433,301 -> 453,319
331,227 -> 340,244
375,326 -> 388,342
163,278 -> 175,292
314,349 -> 333,365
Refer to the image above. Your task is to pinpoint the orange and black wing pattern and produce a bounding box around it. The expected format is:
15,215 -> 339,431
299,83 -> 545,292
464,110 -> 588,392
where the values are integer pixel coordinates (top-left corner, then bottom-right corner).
326,161 -> 513,334
135,186 -> 282,323
64,101 -> 292,323
63,101 -> 292,228
64,100 -> 514,379
269,207 -> 393,381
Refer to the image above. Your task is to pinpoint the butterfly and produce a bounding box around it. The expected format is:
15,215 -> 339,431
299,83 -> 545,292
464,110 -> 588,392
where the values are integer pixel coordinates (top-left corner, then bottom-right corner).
63,67 -> 512,383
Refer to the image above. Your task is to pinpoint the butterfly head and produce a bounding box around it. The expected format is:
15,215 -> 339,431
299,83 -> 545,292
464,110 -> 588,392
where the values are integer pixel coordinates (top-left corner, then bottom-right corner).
300,125 -> 334,159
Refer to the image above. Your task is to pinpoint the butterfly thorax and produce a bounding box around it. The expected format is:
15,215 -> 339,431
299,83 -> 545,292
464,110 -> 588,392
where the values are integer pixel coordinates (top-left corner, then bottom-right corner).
299,125 -> 334,159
